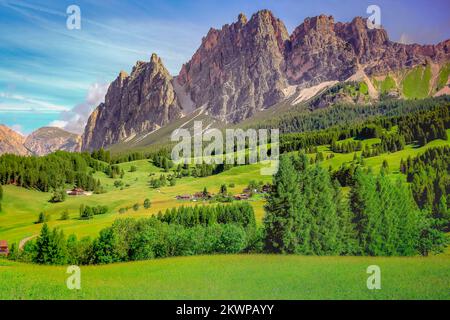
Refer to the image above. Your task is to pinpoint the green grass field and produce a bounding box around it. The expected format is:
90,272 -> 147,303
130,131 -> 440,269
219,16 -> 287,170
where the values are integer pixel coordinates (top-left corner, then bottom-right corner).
1,132 -> 449,300
402,65 -> 432,99
1,254 -> 449,300
1,132 -> 448,246
0,158 -> 270,245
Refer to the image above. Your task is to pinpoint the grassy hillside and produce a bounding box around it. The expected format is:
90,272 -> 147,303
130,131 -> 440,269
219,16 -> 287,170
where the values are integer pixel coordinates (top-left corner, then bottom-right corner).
1,132 -> 448,246
438,62 -> 450,90
402,65 -> 432,99
0,158 -> 270,244
1,254 -> 449,299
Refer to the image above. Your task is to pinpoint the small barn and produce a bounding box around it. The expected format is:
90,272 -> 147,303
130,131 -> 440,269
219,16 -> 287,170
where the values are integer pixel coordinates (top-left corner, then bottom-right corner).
68,187 -> 86,196
0,240 -> 9,256
176,194 -> 191,200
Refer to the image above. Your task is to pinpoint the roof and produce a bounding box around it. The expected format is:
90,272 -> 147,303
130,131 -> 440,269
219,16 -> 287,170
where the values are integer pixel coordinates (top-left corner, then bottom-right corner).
0,240 -> 8,247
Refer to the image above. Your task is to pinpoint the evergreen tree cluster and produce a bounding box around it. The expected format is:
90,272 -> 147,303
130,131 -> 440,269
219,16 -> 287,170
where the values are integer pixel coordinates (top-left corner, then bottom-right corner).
263,154 -> 446,256
0,151 -> 106,192
401,146 -> 450,231
156,202 -> 256,230
398,104 -> 449,146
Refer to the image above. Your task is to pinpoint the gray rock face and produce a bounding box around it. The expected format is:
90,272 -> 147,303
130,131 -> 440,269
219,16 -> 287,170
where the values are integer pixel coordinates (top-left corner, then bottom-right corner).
81,10 -> 450,151
82,54 -> 182,151
0,125 -> 28,155
287,15 -> 450,85
24,127 -> 81,156
177,10 -> 290,123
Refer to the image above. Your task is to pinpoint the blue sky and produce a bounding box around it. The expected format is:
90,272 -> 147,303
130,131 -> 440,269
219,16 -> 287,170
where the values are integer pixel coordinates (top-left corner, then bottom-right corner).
1,0 -> 449,135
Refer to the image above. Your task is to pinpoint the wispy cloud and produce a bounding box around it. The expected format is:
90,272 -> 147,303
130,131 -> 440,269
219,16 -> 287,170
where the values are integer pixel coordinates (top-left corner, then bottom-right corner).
56,82 -> 109,134
0,92 -> 70,111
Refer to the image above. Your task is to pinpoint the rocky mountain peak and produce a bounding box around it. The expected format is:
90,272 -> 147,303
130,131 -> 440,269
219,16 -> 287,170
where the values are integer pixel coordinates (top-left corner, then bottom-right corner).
82,54 -> 182,151
237,13 -> 247,25
0,124 -> 28,155
24,127 -> 81,156
177,9 -> 290,123
81,10 -> 450,151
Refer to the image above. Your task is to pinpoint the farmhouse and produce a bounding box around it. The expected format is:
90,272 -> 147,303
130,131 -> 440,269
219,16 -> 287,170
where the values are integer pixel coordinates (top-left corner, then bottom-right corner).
193,192 -> 212,200
234,194 -> 250,200
67,187 -> 86,196
176,194 -> 191,200
0,240 -> 9,256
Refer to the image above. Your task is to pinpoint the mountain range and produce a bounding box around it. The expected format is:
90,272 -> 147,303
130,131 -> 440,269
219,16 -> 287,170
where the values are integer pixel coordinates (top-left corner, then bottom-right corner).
1,10 -> 450,155
0,125 -> 81,156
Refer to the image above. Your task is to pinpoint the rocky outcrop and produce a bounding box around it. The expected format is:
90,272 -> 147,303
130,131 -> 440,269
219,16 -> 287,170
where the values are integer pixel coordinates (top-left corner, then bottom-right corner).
286,15 -> 450,86
82,54 -> 183,151
81,10 -> 450,151
286,15 -> 358,85
177,10 -> 290,123
24,127 -> 81,156
0,125 -> 28,155
177,11 -> 449,123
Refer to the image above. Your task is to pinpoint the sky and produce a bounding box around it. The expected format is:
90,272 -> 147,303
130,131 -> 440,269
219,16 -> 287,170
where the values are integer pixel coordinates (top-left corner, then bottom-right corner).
0,0 -> 449,135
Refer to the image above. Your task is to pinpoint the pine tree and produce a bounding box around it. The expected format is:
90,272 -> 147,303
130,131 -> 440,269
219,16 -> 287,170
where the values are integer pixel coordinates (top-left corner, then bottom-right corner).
144,198 -> 151,209
349,170 -> 383,255
263,156 -> 305,253
300,166 -> 339,255
333,179 -> 358,255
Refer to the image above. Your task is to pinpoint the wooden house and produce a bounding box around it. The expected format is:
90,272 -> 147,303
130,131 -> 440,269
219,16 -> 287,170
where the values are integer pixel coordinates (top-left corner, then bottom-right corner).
0,240 -> 9,256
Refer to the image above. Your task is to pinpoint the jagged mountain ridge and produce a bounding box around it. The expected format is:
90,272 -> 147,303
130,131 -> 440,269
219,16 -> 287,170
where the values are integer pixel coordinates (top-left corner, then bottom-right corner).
81,10 -> 450,151
0,125 -> 80,156
82,54 -> 183,151
24,127 -> 81,156
0,125 -> 28,155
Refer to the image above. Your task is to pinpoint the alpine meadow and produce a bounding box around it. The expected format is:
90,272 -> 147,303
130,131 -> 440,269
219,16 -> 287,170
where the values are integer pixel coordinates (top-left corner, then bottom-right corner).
0,1 -> 449,302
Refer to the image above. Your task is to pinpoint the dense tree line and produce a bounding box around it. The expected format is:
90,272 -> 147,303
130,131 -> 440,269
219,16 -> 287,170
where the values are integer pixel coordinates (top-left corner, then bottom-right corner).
398,105 -> 449,146
263,154 -> 447,256
401,146 -> 449,232
280,103 -> 448,154
10,203 -> 258,265
156,202 -> 256,230
251,95 -> 450,134
0,151 -> 106,192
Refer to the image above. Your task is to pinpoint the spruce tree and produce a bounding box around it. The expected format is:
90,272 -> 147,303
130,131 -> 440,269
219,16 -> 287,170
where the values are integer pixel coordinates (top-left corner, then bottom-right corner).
264,156 -> 305,253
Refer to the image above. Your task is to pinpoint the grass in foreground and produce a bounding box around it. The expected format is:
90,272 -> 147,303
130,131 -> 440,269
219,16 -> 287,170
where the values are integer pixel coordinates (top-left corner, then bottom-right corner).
0,254 -> 449,300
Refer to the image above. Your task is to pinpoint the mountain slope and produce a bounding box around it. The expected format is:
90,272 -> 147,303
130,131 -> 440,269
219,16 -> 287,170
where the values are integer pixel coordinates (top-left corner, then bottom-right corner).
0,125 -> 28,155
24,127 -> 81,156
81,10 -> 450,152
82,54 -> 183,151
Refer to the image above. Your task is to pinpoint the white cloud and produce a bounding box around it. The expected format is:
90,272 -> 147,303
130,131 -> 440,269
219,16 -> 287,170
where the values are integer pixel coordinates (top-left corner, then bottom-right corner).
10,124 -> 26,136
398,33 -> 415,45
55,82 -> 109,134
48,120 -> 68,128
0,92 -> 70,112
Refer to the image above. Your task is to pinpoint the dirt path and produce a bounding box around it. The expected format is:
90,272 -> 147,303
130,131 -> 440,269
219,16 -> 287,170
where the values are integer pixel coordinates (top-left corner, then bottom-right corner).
19,235 -> 38,250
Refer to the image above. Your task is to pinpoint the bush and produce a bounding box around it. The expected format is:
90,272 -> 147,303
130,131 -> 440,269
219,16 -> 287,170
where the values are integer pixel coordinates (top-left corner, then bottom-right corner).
60,210 -> 70,220
133,203 -> 140,211
36,212 -> 50,224
144,199 -> 151,209
49,189 -> 66,203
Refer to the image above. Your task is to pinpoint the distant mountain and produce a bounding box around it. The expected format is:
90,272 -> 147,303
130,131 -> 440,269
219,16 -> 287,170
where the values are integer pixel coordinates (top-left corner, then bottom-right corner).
82,54 -> 183,151
82,10 -> 450,151
24,127 -> 81,156
0,125 -> 28,155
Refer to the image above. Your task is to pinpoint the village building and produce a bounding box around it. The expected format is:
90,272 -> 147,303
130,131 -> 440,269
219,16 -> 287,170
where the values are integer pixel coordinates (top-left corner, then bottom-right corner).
193,192 -> 212,200
234,194 -> 250,200
0,240 -> 9,256
176,194 -> 192,200
67,187 -> 86,196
